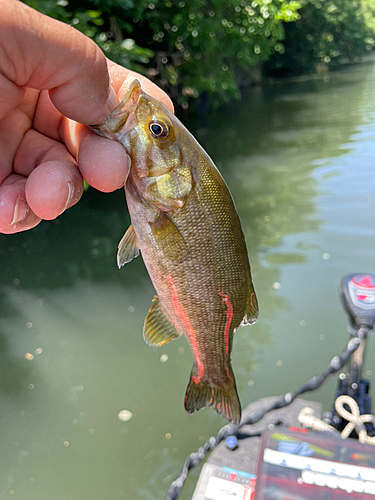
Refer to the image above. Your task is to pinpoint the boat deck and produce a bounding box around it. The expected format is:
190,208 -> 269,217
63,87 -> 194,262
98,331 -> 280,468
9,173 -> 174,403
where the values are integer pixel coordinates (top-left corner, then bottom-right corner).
191,397 -> 322,499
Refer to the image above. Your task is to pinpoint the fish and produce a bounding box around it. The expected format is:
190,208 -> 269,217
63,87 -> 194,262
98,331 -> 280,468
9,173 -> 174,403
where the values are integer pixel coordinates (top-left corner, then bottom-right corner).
89,80 -> 258,424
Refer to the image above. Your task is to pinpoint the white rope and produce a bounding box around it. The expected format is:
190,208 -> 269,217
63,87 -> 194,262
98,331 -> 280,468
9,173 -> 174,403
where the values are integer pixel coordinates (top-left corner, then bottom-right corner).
298,397 -> 375,445
298,407 -> 336,432
335,395 -> 375,445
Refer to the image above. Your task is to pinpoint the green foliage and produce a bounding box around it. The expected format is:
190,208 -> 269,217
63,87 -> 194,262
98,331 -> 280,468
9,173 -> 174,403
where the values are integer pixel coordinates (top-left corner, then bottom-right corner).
23,0 -> 375,108
24,0 -> 301,108
126,0 -> 301,107
265,0 -> 375,76
25,0 -> 153,72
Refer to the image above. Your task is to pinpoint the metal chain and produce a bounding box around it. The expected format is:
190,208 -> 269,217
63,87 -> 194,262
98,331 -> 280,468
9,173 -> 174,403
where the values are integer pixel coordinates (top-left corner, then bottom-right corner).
166,325 -> 371,500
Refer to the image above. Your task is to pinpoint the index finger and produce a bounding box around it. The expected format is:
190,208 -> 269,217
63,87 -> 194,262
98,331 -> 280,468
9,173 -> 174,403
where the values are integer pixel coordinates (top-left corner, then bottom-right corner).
1,0 -> 116,125
74,64 -> 174,193
32,62 -> 174,152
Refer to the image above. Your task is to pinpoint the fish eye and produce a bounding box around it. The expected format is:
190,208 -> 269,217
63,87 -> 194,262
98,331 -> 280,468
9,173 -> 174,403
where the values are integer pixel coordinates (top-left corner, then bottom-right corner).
148,120 -> 169,139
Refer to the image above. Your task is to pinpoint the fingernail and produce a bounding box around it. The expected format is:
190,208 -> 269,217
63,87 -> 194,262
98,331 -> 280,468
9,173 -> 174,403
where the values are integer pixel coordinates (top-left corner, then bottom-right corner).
11,198 -> 29,225
65,182 -> 75,210
106,86 -> 119,113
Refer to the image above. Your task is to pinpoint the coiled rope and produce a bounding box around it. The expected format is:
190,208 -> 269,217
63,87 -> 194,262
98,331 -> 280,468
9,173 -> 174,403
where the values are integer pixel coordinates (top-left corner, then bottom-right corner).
167,325 -> 371,500
299,395 -> 375,445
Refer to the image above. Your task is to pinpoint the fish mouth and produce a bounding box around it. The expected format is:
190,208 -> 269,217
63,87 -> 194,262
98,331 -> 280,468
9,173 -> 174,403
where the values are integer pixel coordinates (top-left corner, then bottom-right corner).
89,79 -> 144,140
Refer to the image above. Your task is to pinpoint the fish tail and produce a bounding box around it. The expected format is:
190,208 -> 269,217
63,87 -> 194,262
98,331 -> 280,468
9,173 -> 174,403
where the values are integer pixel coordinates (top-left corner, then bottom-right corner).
184,367 -> 241,424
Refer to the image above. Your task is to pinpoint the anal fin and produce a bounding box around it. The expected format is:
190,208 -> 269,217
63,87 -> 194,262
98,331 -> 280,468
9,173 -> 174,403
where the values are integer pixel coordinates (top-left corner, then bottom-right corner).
117,224 -> 139,268
143,296 -> 180,347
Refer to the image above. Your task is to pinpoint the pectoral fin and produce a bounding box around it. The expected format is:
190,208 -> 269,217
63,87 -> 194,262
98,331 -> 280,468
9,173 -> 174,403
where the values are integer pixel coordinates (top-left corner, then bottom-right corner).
149,211 -> 187,258
117,225 -> 139,268
143,296 -> 181,347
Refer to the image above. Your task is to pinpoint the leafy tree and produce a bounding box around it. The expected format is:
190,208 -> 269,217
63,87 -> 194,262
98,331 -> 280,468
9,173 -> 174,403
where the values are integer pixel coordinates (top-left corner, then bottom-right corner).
24,0 -> 301,108
25,0 -> 154,73
265,0 -> 375,76
125,0 -> 301,107
23,0 -> 375,108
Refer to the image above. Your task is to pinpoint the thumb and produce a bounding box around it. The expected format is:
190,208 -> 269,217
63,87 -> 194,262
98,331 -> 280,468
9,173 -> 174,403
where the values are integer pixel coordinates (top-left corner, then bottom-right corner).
1,0 -> 118,125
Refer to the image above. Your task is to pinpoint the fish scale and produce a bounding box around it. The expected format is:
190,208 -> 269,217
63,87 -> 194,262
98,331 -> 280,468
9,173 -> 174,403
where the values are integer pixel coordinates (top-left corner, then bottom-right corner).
89,80 -> 258,424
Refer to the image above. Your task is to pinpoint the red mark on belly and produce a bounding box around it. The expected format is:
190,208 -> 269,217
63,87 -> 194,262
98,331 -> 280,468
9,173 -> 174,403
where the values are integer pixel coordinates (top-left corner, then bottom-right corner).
219,291 -> 233,357
166,274 -> 204,381
219,291 -> 234,380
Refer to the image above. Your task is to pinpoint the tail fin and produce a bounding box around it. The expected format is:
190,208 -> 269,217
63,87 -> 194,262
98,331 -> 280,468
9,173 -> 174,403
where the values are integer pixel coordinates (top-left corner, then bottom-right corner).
184,368 -> 241,424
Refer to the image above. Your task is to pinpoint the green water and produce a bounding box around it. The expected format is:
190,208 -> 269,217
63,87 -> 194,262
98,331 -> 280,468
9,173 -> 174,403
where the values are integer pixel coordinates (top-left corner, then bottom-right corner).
1,63 -> 375,499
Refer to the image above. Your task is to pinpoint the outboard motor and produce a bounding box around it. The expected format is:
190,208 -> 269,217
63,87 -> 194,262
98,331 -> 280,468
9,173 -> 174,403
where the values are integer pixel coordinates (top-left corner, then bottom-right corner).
330,273 -> 375,435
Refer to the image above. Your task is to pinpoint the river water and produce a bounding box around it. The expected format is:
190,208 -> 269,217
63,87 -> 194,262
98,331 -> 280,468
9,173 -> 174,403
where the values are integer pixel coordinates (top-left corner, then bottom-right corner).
1,62 -> 375,499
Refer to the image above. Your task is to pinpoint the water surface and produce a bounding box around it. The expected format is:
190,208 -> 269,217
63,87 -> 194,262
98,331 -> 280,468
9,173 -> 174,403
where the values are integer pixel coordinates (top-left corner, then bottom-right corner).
1,63 -> 375,499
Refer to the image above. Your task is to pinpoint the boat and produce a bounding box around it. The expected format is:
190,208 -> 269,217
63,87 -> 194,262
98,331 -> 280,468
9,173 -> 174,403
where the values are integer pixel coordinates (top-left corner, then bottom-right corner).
167,273 -> 375,500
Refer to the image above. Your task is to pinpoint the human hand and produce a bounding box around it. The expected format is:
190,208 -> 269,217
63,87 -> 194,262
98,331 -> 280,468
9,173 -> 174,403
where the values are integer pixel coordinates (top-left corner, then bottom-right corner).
0,0 -> 173,234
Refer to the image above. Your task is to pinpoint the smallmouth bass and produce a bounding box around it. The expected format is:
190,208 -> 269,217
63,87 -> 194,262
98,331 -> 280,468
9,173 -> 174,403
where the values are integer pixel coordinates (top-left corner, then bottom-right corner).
90,81 -> 258,424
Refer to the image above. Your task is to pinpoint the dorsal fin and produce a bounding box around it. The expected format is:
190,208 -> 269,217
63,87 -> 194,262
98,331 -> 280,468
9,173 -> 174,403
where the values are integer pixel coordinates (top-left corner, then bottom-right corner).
143,296 -> 181,347
117,224 -> 139,268
240,289 -> 259,327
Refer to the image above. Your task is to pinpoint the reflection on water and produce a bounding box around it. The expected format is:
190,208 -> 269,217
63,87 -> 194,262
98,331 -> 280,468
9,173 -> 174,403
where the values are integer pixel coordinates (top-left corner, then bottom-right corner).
1,63 -> 375,499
